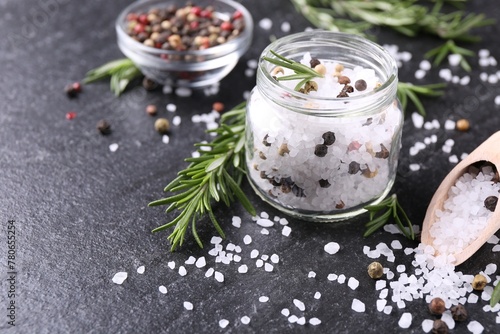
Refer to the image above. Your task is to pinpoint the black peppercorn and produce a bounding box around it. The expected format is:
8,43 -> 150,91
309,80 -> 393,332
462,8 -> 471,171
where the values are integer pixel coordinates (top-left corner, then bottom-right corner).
355,79 -> 367,91
322,131 -> 336,146
262,134 -> 271,147
292,184 -> 306,197
450,304 -> 468,322
432,319 -> 449,334
314,144 -> 328,157
143,77 -> 159,91
64,83 -> 79,98
96,119 -> 111,135
348,161 -> 361,174
318,179 -> 331,188
309,57 -> 321,68
260,171 -> 267,179
345,85 -> 354,93
484,195 -> 498,212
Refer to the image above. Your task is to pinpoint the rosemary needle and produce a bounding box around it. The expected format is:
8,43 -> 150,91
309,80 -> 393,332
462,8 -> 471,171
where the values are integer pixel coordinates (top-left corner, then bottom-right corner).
149,103 -> 256,251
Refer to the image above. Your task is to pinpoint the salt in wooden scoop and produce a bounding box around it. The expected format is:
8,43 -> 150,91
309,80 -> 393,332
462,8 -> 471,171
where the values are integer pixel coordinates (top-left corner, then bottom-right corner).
421,131 -> 500,266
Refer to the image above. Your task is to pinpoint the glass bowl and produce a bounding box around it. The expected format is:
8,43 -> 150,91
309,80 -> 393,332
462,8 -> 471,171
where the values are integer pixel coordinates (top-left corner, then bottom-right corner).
116,0 -> 253,88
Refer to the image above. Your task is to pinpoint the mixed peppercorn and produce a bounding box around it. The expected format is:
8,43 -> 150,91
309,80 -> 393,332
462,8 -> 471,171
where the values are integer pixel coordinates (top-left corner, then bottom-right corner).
125,3 -> 245,53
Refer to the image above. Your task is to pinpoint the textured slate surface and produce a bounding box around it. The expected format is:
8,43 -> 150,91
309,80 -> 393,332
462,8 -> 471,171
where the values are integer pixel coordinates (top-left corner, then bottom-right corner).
1,0 -> 500,333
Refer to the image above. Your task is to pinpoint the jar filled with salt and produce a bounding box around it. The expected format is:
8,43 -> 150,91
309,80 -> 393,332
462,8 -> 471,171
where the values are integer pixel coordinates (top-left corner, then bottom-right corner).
245,31 -> 403,221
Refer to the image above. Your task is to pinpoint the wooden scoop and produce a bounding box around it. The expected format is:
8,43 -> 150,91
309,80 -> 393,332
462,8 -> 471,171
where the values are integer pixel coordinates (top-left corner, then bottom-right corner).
421,131 -> 500,266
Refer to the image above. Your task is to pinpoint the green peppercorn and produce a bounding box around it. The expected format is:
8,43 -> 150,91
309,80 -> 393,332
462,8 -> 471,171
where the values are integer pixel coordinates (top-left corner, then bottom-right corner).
367,261 -> 383,279
472,274 -> 487,290
154,118 -> 170,134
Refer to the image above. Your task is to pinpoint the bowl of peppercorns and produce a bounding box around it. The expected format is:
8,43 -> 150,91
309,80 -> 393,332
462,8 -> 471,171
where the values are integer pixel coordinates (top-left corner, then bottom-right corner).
116,0 -> 253,88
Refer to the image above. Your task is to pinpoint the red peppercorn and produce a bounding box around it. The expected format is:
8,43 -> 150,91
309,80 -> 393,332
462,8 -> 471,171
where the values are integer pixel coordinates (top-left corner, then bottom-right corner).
221,22 -> 233,31
200,10 -> 212,18
190,6 -> 202,16
138,14 -> 149,24
134,24 -> 146,34
233,10 -> 243,20
66,111 -> 77,120
72,82 -> 81,93
190,21 -> 199,30
126,13 -> 138,21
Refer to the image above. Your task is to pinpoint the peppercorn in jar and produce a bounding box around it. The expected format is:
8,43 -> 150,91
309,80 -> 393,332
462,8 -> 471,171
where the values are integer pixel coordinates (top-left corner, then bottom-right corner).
245,31 -> 403,221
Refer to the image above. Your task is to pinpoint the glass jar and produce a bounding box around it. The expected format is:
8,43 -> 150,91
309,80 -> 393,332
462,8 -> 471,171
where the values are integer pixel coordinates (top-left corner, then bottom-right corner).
245,31 -> 403,221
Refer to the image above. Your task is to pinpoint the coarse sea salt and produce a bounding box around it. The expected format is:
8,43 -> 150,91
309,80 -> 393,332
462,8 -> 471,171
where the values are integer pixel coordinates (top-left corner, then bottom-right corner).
294,299 -> 306,311
348,277 -> 359,290
183,301 -> 193,310
314,292 -> 321,299
159,285 -> 167,294
112,272 -> 127,284
309,317 -> 321,326
282,226 -> 292,237
137,266 -> 145,274
351,299 -> 365,313
241,316 -> 251,325
259,296 -> 269,303
324,242 -> 340,254
219,319 -> 229,328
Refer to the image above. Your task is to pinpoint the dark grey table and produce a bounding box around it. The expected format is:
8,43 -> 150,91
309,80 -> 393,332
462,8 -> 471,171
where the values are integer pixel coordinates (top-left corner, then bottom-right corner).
2,0 -> 500,333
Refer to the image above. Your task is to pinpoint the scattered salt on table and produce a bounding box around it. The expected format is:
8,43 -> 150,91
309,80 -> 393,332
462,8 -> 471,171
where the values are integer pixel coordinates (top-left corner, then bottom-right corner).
112,272 -> 127,284
137,266 -> 145,274
351,299 -> 365,313
293,299 -> 306,311
183,301 -> 193,310
398,312 -> 412,329
324,242 -> 340,254
159,286 -> 167,294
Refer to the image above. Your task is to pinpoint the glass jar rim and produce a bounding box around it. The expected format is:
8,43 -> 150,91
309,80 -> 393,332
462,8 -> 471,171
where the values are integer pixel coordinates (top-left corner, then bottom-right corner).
257,31 -> 399,115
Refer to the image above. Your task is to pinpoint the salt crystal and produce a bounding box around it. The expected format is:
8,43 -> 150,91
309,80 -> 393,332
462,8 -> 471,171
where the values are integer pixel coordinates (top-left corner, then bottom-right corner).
211,236 -> 222,244
294,299 -> 306,311
178,266 -> 187,276
460,76 -> 470,86
241,316 -> 250,325
383,306 -> 392,314
398,312 -> 412,329
245,68 -> 254,77
137,266 -> 145,274
441,311 -> 455,329
264,263 -> 274,272
296,317 -> 306,325
109,143 -> 119,152
281,21 -> 291,33
485,263 -> 497,275
163,85 -> 172,94
185,256 -> 196,265
279,218 -> 289,225
351,299 -> 365,312
261,228 -> 269,235
348,277 -> 359,290
314,292 -> 321,299
412,112 -> 424,128
219,319 -> 229,328
158,285 -> 167,294
232,216 -> 241,228
480,72 -> 488,81
309,317 -> 321,326
250,250 -> 259,258
415,69 -> 426,79
308,271 -> 316,278
112,272 -> 127,284
281,308 -> 290,316
191,151 -> 200,158
259,18 -> 273,30
256,259 -> 264,268
238,264 -> 248,273
376,280 -> 386,290
167,261 -> 175,270
490,57 -> 498,66
259,296 -> 269,303
487,235 -> 500,244
256,218 -> 274,227
468,293 -> 479,303
174,87 -> 191,97
338,274 -> 346,284
444,119 -> 456,130
243,235 -> 252,245
166,103 -> 176,112
448,54 -> 461,66
270,254 -> 280,263
391,240 -> 403,249
439,68 -> 452,81
324,242 -> 340,254
377,299 -> 387,312
419,60 -> 431,71
397,264 -> 406,273
247,59 -> 258,69
183,301 -> 193,310
495,95 -> 500,106
233,255 -> 241,262
288,315 -> 298,323
214,271 -> 224,282
467,320 -> 484,334
449,155 -> 459,164
493,245 -> 500,252
479,49 -> 490,58
421,319 -> 433,333
172,116 -> 181,126
488,74 -> 498,84
327,273 -> 338,281
195,257 -> 206,268
282,226 -> 292,237
161,135 -> 170,144
409,164 -> 421,171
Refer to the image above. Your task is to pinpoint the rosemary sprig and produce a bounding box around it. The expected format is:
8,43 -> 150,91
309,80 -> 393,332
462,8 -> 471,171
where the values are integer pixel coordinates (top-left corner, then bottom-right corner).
397,82 -> 446,116
290,0 -> 494,70
424,40 -> 475,71
363,194 -> 415,240
149,103 -> 256,251
491,283 -> 500,307
83,58 -> 142,96
262,50 -> 324,91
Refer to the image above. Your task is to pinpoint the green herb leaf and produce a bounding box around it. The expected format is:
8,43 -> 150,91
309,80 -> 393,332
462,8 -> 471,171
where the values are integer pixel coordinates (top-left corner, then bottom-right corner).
83,58 -> 142,96
363,194 -> 414,240
491,282 -> 500,307
149,103 -> 255,251
397,82 -> 446,116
